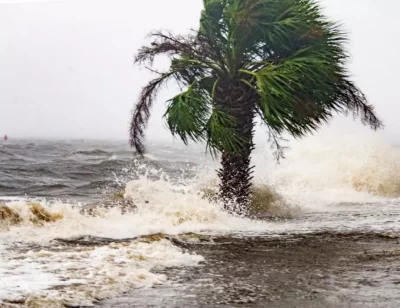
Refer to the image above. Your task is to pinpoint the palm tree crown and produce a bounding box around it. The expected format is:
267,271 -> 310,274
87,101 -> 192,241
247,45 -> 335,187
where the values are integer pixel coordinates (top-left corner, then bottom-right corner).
130,0 -> 382,158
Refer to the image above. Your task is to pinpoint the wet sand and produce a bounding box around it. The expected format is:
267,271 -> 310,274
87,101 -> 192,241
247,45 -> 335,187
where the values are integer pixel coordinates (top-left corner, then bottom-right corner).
100,232 -> 400,308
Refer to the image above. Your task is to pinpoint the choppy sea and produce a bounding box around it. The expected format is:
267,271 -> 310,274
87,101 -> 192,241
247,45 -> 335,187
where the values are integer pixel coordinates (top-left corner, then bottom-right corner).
1,135 -> 400,307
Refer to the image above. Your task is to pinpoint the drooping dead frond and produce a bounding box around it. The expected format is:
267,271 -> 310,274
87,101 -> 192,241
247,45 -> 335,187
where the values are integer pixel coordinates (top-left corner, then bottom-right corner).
129,73 -> 174,155
135,31 -> 197,66
135,30 -> 226,76
268,128 -> 287,163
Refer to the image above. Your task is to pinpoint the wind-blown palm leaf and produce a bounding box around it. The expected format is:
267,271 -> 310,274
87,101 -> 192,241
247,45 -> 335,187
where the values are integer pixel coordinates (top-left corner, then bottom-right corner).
206,107 -> 247,157
164,86 -> 210,144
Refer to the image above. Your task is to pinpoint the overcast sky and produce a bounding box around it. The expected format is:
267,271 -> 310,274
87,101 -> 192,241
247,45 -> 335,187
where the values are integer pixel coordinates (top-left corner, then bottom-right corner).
0,0 -> 399,143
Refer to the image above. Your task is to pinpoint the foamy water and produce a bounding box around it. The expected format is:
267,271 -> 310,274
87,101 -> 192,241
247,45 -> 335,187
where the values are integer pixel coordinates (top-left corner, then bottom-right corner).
1,134 -> 400,306
0,237 -> 203,307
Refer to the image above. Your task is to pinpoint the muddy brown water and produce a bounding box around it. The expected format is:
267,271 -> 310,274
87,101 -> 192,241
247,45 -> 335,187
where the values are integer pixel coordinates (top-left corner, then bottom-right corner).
100,233 -> 400,308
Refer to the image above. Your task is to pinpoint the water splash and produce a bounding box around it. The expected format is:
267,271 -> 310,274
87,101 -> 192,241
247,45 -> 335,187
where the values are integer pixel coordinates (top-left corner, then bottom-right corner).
254,132 -> 400,207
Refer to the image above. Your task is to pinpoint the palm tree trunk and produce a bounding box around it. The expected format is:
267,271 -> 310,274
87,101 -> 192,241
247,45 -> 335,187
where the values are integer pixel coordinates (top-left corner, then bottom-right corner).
215,80 -> 256,214
218,147 -> 254,213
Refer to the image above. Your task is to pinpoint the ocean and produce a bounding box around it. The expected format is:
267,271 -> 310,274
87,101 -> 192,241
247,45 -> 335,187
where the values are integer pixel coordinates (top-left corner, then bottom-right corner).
1,135 -> 400,307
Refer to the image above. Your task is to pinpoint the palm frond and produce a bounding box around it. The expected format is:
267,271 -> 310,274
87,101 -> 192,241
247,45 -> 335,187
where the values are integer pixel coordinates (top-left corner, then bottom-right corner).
336,79 -> 383,130
135,31 -> 197,66
164,84 -> 211,144
240,17 -> 382,138
136,31 -> 225,75
129,72 -> 175,155
206,107 -> 246,157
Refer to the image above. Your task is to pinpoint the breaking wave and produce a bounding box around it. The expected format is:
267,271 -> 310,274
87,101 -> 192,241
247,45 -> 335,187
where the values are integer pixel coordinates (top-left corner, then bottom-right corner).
1,133 -> 400,306
73,149 -> 110,156
0,155 -> 303,306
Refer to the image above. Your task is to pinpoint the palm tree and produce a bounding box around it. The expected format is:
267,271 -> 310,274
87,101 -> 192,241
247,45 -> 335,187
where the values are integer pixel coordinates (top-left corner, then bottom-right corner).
130,0 -> 382,214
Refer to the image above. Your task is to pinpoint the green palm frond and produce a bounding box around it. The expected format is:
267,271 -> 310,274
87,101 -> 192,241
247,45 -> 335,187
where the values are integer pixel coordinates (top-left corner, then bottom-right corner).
164,84 -> 210,145
206,107 -> 246,157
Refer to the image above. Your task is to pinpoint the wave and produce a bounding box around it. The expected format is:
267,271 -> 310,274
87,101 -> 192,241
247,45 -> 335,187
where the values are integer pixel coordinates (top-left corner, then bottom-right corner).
0,158 -> 29,164
76,180 -> 112,190
28,183 -> 71,191
108,154 -> 118,160
115,149 -> 134,156
143,153 -> 159,161
0,184 -> 19,190
5,165 -> 61,177
0,196 -> 27,202
73,149 -> 110,156
95,159 -> 130,169
0,149 -> 14,157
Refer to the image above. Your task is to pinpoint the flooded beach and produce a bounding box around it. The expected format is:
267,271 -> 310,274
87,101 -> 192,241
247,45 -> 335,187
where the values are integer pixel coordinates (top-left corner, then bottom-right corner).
102,232 -> 400,308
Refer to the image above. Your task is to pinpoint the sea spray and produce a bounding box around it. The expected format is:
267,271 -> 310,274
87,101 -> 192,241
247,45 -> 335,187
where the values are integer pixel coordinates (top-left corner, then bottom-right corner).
253,132 -> 400,207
